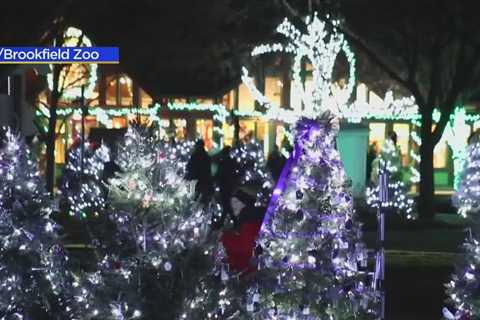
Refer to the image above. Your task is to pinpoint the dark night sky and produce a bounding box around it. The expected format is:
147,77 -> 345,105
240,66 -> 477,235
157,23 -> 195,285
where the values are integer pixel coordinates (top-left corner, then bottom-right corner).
2,0 -> 479,101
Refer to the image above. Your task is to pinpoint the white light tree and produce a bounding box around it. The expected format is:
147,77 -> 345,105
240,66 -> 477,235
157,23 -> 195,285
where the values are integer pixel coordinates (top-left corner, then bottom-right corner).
64,126 -> 220,320
59,141 -> 110,219
0,129 -> 71,319
453,141 -> 480,218
366,138 -> 416,219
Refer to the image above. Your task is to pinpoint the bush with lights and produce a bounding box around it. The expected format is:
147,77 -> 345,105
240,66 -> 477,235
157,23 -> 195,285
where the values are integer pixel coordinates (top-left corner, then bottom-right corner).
366,138 -> 416,219
0,129 -> 71,319
181,116 -> 378,319
64,125 -> 220,319
59,141 -> 110,219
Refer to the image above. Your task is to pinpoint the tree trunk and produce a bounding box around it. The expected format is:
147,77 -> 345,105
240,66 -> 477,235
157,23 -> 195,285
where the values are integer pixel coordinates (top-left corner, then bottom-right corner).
418,109 -> 435,220
45,65 -> 61,194
45,100 -> 57,194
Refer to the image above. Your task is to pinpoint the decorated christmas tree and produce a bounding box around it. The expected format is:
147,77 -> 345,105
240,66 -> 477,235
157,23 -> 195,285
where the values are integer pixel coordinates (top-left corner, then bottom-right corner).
0,129 -> 70,319
366,137 -> 415,219
248,116 -> 377,319
66,126 -> 219,319
231,141 -> 273,206
444,141 -> 480,320
59,141 -> 110,219
181,116 -> 377,320
452,141 -> 480,218
444,232 -> 479,320
181,14 -> 378,320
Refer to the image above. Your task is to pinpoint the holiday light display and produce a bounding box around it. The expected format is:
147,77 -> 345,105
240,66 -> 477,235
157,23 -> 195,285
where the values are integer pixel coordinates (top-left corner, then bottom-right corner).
0,128 -> 70,319
181,13 -> 378,319
249,117 -> 377,319
64,126 -> 219,319
452,142 -> 480,218
444,225 -> 480,319
59,141 -> 110,219
242,13 -> 356,119
366,139 -> 415,219
231,141 -> 273,206
181,116 -> 378,319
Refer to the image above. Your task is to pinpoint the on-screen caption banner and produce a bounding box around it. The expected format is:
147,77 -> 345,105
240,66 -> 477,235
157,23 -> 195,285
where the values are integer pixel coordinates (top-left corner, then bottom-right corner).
0,47 -> 119,64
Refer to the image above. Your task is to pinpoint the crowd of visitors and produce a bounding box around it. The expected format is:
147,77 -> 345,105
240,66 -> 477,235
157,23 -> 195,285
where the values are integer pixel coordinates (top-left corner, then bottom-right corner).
185,139 -> 286,230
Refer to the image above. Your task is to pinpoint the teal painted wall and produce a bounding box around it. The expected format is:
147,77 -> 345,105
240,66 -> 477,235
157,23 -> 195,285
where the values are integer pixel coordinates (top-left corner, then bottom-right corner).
336,124 -> 369,197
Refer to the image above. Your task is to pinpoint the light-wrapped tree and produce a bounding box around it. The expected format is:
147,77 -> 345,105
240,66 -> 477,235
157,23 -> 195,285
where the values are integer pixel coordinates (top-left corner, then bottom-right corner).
59,141 -> 110,219
444,233 -> 480,320
453,141 -> 480,218
181,117 -> 378,319
66,126 -> 219,319
0,129 -> 70,319
366,138 -> 416,219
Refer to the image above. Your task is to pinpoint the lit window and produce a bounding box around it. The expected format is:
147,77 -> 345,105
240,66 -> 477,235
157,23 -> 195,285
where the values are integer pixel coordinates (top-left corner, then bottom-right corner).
238,83 -> 255,112
174,119 -> 187,140
112,117 -> 127,129
223,123 -> 235,146
196,119 -> 213,150
239,120 -> 255,142
265,77 -> 282,107
368,123 -> 386,147
434,141 -> 448,169
140,89 -> 153,108
393,123 -> 410,166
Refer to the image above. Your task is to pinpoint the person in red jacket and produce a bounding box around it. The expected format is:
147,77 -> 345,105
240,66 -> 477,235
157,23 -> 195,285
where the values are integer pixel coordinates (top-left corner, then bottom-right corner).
220,189 -> 266,273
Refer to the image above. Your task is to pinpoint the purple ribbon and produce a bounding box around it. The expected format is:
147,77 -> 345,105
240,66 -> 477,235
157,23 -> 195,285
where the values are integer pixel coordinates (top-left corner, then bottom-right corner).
259,141 -> 301,237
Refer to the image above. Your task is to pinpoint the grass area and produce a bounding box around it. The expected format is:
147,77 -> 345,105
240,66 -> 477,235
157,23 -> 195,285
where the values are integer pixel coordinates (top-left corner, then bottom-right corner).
362,213 -> 467,319
386,250 -> 461,267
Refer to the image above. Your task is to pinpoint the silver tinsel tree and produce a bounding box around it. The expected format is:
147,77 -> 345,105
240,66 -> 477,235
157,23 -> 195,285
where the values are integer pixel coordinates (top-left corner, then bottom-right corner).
66,126 -> 219,319
0,129 -> 70,319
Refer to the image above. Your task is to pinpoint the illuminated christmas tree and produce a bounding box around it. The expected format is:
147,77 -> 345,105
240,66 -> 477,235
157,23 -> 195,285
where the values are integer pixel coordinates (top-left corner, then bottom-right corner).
181,116 -> 377,319
249,117 -> 377,319
66,126 -> 218,319
59,141 -> 110,219
366,138 -> 415,219
444,232 -> 479,320
0,129 -> 70,319
452,141 -> 480,218
444,141 -> 480,320
231,141 -> 273,206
